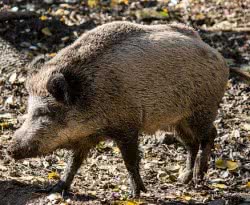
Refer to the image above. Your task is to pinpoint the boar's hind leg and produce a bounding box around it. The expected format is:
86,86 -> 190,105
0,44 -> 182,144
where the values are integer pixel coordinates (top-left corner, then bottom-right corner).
193,124 -> 217,183
176,121 -> 199,184
113,130 -> 147,198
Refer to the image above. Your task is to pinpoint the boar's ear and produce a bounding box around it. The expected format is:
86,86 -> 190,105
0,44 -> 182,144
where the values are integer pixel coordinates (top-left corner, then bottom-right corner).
27,55 -> 49,75
47,73 -> 71,104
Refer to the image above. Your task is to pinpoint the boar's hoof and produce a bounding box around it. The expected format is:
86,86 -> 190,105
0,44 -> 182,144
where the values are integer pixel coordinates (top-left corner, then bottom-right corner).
130,181 -> 147,198
177,169 -> 193,184
193,152 -> 207,184
193,169 -> 205,185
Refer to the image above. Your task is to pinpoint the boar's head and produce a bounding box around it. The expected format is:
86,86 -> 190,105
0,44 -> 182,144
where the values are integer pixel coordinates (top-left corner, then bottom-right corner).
8,70 -> 89,160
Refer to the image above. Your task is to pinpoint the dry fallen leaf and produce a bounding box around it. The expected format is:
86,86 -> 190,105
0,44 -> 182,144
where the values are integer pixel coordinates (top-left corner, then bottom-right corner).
112,200 -> 145,205
214,143 -> 221,150
54,8 -> 66,16
88,0 -> 99,8
40,15 -> 48,21
48,53 -> 57,57
47,193 -> 63,203
112,147 -> 120,154
212,183 -> 227,189
112,0 -> 129,5
243,123 -> 250,131
195,13 -> 205,20
9,72 -> 17,84
48,171 -> 60,180
0,119 -> 16,130
41,27 -> 53,36
181,195 -> 192,201
215,158 -> 227,169
215,158 -> 239,171
226,160 -> 239,171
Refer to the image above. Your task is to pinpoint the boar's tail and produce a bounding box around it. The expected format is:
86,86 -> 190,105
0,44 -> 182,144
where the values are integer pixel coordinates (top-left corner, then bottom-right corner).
229,66 -> 250,83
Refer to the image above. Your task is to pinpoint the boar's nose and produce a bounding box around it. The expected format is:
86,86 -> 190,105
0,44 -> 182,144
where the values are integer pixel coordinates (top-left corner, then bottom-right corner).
7,129 -> 27,160
7,142 -> 22,160
7,138 -> 40,160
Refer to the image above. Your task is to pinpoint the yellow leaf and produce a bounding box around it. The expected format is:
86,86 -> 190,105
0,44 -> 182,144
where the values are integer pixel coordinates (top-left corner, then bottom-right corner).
48,171 -> 60,180
195,13 -> 205,20
0,119 -> 15,130
48,53 -> 57,57
182,195 -> 192,201
163,8 -> 168,13
111,0 -> 118,7
215,159 -> 239,171
226,160 -> 239,171
112,200 -> 144,205
111,0 -> 129,7
113,147 -> 120,154
88,0 -> 99,8
127,202 -> 137,205
88,190 -> 97,195
0,122 -> 10,129
212,183 -> 226,189
40,15 -> 48,21
215,158 -> 227,169
41,27 -> 52,36
120,0 -> 129,5
54,8 -> 65,16
246,182 -> 250,188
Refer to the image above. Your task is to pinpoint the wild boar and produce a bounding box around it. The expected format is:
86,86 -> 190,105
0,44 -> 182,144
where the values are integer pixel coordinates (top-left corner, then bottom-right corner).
8,21 -> 229,197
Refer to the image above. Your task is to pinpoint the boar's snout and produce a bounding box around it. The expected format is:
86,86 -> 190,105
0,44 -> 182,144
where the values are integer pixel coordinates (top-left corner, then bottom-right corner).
7,142 -> 23,160
8,129 -> 40,160
7,140 -> 40,160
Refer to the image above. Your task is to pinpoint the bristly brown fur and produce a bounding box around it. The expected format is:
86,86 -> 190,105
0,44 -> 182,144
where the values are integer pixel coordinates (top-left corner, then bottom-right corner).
11,21 -> 230,196
26,20 -> 229,138
26,22 -> 203,97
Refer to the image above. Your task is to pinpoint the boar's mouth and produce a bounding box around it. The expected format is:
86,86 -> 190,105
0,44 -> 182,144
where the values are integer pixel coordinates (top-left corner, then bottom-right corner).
7,141 -> 41,160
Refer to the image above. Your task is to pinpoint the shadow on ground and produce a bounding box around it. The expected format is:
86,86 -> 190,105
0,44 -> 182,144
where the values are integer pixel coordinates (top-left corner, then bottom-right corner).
0,180 -> 42,205
0,9 -> 249,65
0,179 -> 247,205
0,180 -> 99,205
0,15 -> 96,54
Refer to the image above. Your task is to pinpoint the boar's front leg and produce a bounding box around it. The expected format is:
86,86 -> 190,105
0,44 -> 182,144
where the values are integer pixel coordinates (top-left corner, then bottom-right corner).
49,148 -> 89,193
112,129 -> 147,198
50,137 -> 100,194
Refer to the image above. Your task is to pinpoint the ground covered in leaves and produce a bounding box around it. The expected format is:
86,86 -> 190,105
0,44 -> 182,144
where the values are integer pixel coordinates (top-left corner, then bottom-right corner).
0,0 -> 250,205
